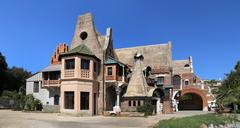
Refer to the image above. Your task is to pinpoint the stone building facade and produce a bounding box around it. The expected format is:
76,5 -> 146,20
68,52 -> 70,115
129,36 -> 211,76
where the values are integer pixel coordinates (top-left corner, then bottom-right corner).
26,13 -> 214,115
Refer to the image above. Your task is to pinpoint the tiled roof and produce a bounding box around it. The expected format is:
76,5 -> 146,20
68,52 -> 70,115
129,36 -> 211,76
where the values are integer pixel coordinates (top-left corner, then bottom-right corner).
115,42 -> 172,68
63,44 -> 94,56
105,57 -> 125,66
41,64 -> 61,72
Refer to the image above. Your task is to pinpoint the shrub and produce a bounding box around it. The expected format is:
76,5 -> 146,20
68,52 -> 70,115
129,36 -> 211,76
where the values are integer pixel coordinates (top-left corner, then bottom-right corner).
24,94 -> 42,111
137,99 -> 154,117
0,91 -> 42,111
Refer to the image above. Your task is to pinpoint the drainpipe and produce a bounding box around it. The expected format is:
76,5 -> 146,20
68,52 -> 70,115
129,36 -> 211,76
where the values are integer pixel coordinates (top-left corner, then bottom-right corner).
102,50 -> 105,114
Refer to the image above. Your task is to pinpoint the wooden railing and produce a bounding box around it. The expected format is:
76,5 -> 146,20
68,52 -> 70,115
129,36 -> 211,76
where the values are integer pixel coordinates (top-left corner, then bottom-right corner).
81,69 -> 90,78
42,80 -> 60,87
64,69 -> 75,78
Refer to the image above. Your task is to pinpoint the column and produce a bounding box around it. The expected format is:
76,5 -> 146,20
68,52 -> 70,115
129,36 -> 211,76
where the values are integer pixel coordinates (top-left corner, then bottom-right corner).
122,65 -> 125,82
113,86 -> 121,113
156,98 -> 161,114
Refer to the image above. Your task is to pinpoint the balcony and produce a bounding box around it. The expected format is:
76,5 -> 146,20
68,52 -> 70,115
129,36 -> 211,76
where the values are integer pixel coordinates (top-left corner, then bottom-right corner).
42,80 -> 61,87
81,69 -> 90,78
64,69 -> 75,78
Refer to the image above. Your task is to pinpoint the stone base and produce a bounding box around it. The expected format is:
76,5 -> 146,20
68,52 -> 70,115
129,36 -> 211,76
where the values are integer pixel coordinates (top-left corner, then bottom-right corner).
113,106 -> 121,113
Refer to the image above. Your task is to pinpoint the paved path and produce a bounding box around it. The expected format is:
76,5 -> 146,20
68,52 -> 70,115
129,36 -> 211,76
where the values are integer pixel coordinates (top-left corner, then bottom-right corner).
0,110 -> 210,128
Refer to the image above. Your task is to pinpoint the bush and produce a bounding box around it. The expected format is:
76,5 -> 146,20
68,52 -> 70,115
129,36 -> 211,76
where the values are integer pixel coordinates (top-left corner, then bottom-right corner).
137,99 -> 154,117
0,91 -> 42,111
24,94 -> 42,111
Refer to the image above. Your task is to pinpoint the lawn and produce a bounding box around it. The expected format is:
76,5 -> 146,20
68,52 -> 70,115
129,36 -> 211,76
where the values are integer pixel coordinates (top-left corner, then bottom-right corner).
154,114 -> 239,128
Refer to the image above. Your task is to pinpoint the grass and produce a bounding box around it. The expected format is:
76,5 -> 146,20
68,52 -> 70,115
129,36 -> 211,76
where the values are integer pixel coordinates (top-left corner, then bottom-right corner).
154,114 -> 239,128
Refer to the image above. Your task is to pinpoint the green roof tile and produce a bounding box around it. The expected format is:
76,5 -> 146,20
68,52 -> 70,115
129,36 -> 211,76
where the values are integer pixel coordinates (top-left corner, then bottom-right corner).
105,57 -> 125,66
63,44 -> 94,56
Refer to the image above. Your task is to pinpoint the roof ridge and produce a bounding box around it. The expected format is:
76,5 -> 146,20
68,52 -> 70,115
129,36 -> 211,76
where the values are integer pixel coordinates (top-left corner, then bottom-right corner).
115,42 -> 170,51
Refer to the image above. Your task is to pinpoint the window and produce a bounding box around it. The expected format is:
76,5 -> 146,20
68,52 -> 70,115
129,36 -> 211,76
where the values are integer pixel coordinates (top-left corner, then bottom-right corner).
118,66 -> 123,76
65,59 -> 75,69
64,91 -> 74,109
94,62 -> 97,72
133,101 -> 136,106
54,95 -> 59,105
49,71 -> 60,80
184,64 -> 190,68
157,77 -> 164,85
184,80 -> 189,86
80,92 -> 89,110
128,101 -> 131,106
138,101 -> 141,106
33,82 -> 39,93
81,59 -> 90,70
80,31 -> 88,40
173,75 -> 181,86
107,67 -> 112,76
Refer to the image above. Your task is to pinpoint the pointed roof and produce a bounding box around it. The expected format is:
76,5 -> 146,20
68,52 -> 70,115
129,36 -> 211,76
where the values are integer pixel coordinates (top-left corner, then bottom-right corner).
60,44 -> 100,61
124,53 -> 148,97
105,57 -> 125,66
65,44 -> 94,55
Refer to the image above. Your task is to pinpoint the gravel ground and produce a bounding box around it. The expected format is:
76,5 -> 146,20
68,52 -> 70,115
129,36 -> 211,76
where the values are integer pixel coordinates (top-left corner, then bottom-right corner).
0,110 -> 210,128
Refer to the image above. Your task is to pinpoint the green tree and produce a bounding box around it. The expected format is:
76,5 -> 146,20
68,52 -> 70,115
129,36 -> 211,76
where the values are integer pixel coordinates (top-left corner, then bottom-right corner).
6,67 -> 32,92
215,61 -> 240,110
0,52 -> 8,93
0,52 -> 32,94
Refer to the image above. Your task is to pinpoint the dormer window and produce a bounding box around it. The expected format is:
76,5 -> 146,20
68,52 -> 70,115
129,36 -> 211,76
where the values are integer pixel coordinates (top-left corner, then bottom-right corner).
81,59 -> 90,70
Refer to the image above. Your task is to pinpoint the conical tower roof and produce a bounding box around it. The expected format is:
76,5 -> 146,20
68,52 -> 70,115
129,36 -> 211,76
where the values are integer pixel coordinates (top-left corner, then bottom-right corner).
124,53 -> 148,97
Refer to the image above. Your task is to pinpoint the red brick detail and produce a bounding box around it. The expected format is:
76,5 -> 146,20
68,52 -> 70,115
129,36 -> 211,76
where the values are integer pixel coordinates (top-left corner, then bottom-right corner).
162,100 -> 173,114
180,87 -> 208,110
51,43 -> 68,65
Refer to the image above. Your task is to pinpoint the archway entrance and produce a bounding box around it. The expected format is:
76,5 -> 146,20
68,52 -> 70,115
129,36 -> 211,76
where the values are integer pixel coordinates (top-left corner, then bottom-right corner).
178,93 -> 203,110
151,88 -> 165,114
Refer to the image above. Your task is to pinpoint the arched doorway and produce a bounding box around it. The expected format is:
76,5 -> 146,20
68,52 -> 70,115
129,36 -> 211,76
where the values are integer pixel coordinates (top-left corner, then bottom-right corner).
151,88 -> 165,114
178,87 -> 208,111
178,93 -> 203,110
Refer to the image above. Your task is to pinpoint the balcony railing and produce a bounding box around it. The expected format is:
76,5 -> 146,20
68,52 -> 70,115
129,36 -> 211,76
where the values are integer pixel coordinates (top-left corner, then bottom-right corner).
64,69 -> 75,78
42,80 -> 60,87
81,69 -> 90,78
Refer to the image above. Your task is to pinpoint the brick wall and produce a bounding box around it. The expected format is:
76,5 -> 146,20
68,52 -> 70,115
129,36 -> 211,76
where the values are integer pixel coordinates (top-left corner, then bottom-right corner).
51,43 -> 68,65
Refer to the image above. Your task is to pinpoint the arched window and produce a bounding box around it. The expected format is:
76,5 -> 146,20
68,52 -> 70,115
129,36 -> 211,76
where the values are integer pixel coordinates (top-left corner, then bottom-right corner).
54,95 -> 59,105
173,75 -> 181,86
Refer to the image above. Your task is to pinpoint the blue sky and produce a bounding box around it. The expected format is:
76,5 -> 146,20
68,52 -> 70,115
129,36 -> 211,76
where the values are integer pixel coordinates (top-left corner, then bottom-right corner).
0,0 -> 239,80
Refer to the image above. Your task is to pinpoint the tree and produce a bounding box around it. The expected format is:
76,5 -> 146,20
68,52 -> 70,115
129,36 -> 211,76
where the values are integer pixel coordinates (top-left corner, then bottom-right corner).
0,52 -> 32,94
215,61 -> 240,111
0,52 -> 8,92
4,67 -> 32,93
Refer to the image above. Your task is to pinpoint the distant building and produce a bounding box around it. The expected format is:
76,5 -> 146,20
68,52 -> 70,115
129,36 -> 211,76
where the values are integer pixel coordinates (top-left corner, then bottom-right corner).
26,13 -> 214,115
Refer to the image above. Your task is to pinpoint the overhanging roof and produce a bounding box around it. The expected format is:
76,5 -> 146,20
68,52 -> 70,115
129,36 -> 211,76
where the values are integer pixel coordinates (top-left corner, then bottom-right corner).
41,64 -> 61,72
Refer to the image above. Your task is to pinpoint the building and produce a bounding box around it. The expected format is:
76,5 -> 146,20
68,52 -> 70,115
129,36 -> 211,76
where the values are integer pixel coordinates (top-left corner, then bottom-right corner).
26,13 -> 214,115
